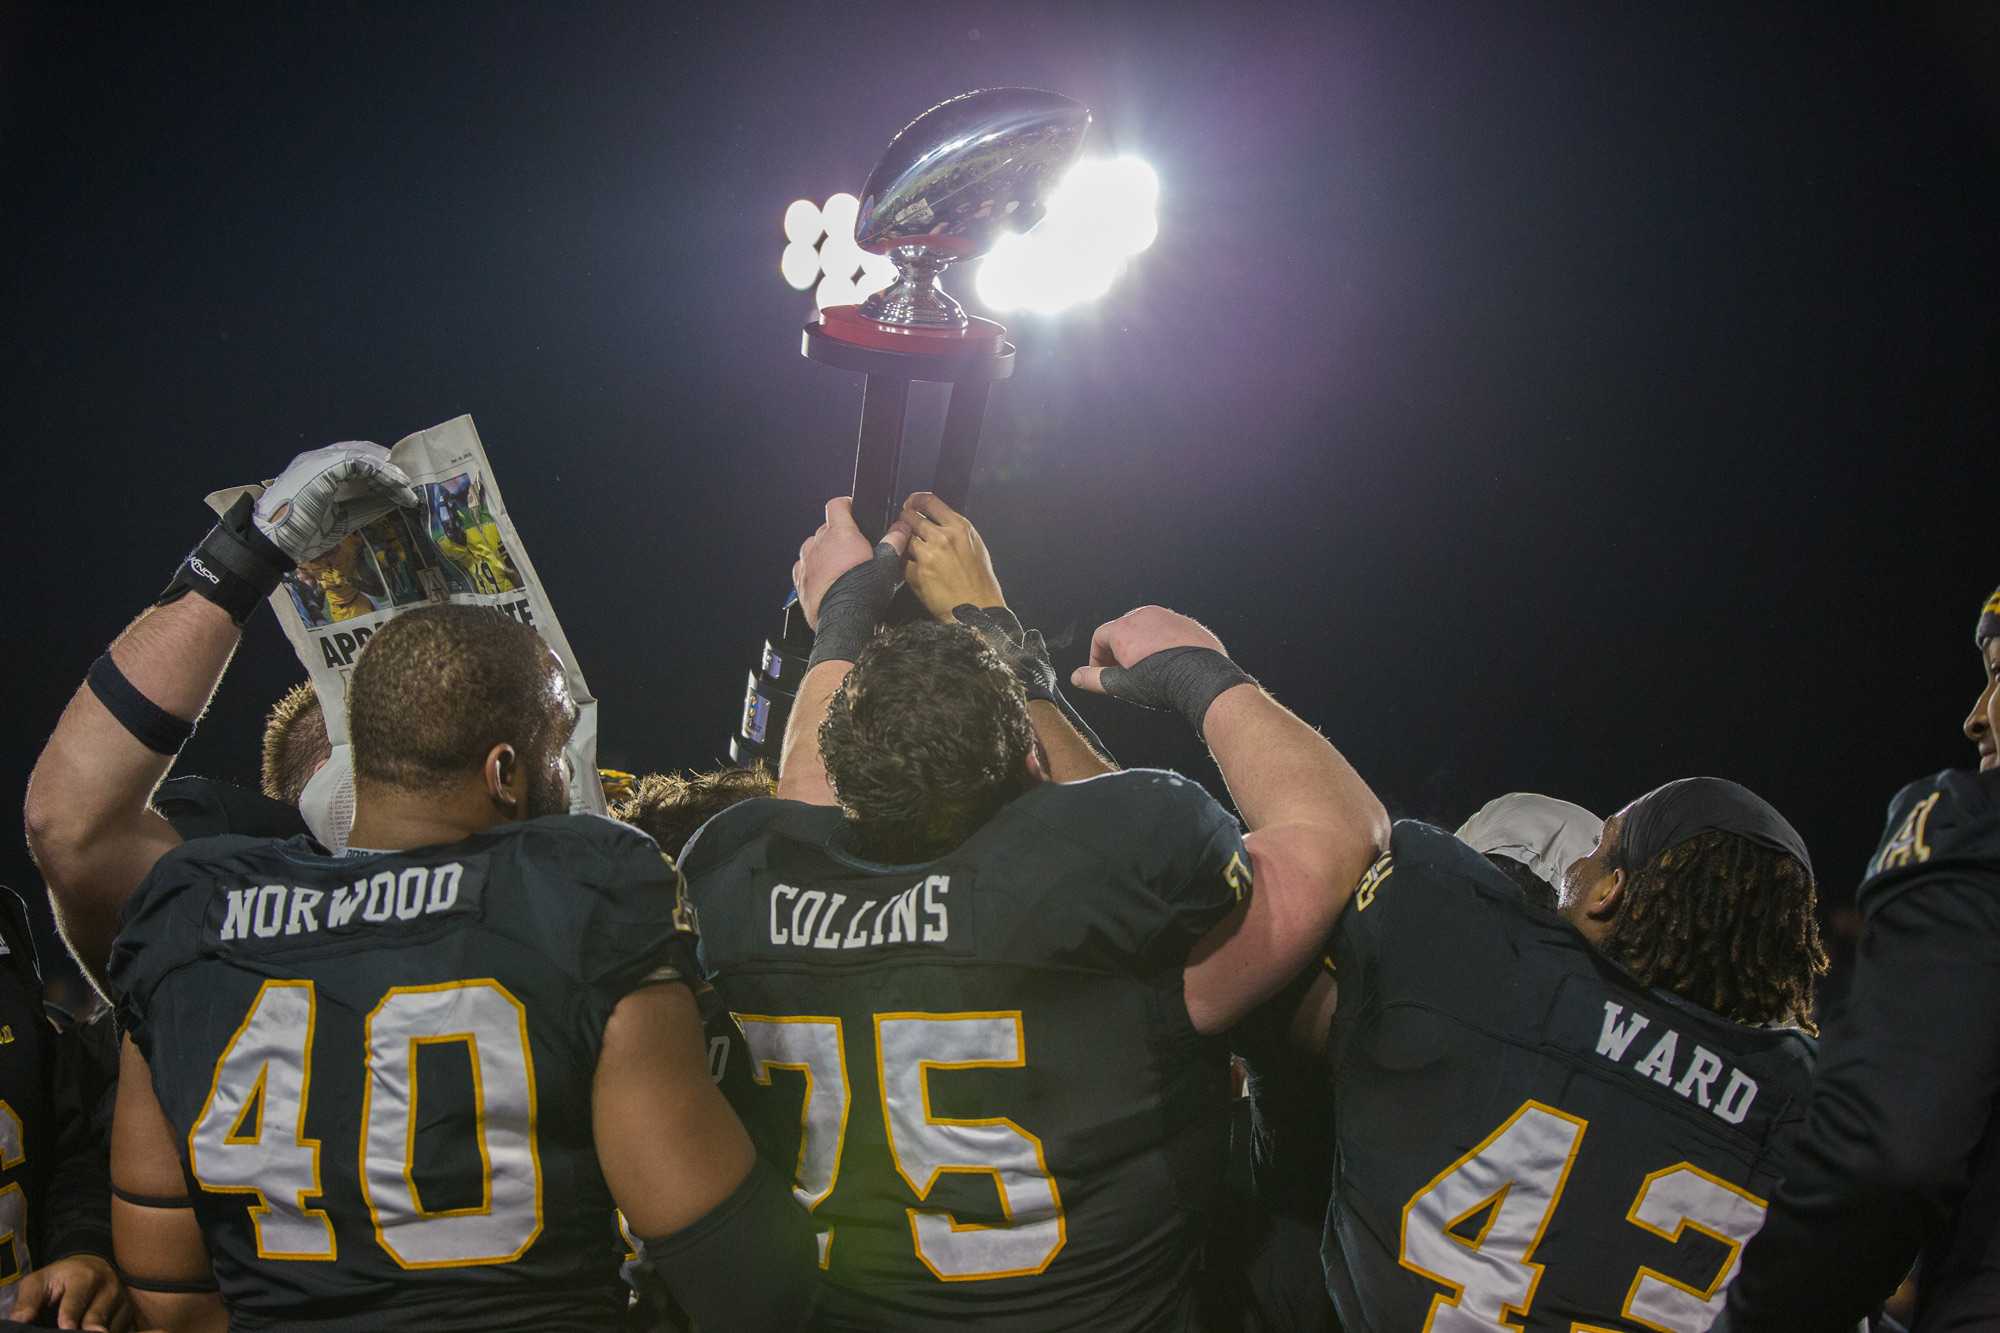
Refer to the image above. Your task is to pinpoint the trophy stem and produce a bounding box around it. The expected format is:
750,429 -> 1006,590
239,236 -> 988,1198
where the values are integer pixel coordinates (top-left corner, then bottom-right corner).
858,246 -> 967,329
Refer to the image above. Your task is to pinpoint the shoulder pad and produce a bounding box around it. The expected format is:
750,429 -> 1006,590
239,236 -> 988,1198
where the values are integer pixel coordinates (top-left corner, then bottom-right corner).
1390,819 -> 1522,895
1007,768 -> 1234,852
676,798 -> 807,878
1861,769 -> 2000,913
153,775 -> 309,842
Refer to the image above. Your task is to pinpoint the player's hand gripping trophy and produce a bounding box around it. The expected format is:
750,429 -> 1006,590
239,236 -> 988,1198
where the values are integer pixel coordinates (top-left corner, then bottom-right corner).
732,88 -> 1090,766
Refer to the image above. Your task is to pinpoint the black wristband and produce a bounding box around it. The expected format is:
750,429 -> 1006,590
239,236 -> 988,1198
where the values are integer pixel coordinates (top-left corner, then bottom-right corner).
111,1182 -> 194,1209
1099,645 -> 1257,738
156,492 -> 293,626
87,654 -> 196,755
805,546 -> 901,671
117,1268 -> 220,1294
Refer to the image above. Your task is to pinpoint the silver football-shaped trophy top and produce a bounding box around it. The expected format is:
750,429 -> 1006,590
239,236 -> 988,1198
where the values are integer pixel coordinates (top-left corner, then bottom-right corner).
855,87 -> 1091,330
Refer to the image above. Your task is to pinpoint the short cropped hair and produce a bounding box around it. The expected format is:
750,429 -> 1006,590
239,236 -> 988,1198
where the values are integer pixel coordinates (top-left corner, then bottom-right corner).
1602,831 -> 1827,1033
349,605 -> 565,791
819,620 -> 1035,864
261,682 -> 330,805
616,765 -> 776,860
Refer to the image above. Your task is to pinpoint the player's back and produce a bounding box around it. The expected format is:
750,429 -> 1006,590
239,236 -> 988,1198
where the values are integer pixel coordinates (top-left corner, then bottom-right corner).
109,813 -> 694,1331
1325,820 -> 1816,1333
680,770 -> 1250,1333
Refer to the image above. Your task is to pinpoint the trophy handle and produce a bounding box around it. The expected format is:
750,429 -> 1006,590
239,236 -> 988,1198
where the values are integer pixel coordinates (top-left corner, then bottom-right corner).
850,375 -> 912,543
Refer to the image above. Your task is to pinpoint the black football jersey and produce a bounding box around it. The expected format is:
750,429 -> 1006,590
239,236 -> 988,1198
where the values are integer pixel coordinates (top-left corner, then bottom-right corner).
108,814 -> 699,1332
1324,821 -> 1816,1332
1722,768 -> 2000,1331
678,770 -> 1250,1332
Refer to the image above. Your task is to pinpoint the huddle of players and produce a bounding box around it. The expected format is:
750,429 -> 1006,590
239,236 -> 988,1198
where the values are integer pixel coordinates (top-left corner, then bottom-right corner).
14,438 -> 2000,1331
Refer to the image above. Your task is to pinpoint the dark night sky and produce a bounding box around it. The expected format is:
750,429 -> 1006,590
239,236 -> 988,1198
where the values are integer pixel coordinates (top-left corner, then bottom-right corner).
3,3 -> 1995,988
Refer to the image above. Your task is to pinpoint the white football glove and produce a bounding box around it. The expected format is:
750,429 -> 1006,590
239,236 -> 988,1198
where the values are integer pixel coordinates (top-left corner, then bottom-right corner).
253,441 -> 420,563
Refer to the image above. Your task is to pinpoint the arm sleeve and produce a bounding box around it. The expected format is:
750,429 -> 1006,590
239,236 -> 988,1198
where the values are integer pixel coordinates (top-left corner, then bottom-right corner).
1722,869 -> 2000,1328
38,1007 -> 119,1263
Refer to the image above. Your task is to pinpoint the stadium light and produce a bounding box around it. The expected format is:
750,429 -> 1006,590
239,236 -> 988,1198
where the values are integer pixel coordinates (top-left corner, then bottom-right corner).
974,155 -> 1159,315
778,192 -> 896,310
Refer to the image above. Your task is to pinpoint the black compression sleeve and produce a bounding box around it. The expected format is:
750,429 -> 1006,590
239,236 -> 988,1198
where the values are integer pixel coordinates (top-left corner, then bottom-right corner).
1722,872 -> 2000,1329
637,1163 -> 820,1331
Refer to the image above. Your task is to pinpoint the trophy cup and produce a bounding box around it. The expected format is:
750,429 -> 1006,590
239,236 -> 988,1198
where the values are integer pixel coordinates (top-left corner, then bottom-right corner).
731,88 -> 1092,768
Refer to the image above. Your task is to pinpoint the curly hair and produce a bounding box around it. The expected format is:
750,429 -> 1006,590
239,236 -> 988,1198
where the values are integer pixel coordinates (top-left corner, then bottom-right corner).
261,681 -> 330,805
1602,830 -> 1828,1033
819,620 -> 1036,863
616,764 -> 776,859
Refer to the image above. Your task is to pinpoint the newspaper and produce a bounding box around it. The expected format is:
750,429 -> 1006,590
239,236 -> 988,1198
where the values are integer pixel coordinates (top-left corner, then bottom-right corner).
208,415 -> 603,834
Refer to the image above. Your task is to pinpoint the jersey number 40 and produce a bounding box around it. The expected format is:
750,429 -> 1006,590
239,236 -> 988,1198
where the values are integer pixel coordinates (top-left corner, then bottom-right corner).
1399,1098 -> 1768,1333
187,977 -> 542,1268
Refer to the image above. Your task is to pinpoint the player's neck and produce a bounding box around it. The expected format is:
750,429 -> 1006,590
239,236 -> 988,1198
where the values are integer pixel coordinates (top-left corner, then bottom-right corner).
347,779 -> 511,852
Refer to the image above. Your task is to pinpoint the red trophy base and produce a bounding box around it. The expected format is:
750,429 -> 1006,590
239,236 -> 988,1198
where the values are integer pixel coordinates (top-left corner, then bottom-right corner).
803,305 -> 1016,542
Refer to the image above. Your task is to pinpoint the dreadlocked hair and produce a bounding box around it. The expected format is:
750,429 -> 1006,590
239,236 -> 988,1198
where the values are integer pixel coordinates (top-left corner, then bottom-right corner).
819,620 -> 1035,865
1602,830 -> 1828,1033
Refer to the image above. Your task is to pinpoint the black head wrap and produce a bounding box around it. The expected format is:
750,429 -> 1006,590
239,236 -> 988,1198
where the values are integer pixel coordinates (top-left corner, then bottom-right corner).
1978,586 -> 2000,650
1617,776 -> 1812,881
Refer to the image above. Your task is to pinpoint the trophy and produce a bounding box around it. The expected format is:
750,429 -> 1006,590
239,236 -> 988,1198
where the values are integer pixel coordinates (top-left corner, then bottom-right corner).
731,88 -> 1092,768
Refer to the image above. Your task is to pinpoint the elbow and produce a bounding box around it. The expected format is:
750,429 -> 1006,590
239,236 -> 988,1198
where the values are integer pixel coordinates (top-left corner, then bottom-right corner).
22,775 -> 77,881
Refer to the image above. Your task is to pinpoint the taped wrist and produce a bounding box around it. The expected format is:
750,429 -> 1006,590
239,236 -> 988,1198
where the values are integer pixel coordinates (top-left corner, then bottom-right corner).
156,492 -> 293,626
806,546 -> 901,670
87,653 -> 196,755
952,604 -> 1055,702
636,1163 -> 820,1329
1100,646 -> 1257,738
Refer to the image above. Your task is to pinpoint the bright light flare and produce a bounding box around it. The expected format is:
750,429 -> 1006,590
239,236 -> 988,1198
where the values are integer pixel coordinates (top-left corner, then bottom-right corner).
975,155 -> 1160,315
779,192 -> 896,305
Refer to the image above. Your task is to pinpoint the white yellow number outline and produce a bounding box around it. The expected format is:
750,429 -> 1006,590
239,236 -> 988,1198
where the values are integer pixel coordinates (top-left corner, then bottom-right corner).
358,979 -> 544,1270
735,1014 -> 851,1269
1620,1163 -> 1768,1333
187,979 -> 336,1261
874,1010 -> 1067,1282
1397,1098 -> 1586,1331
0,1102 -> 27,1300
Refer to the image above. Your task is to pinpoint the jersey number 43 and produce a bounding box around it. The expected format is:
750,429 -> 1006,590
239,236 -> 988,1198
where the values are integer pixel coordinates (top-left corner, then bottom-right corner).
1399,1098 -> 1767,1333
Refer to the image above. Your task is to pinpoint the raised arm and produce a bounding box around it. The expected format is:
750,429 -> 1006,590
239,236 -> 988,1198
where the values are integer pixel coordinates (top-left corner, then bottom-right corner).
24,442 -> 416,985
777,497 -> 909,805
900,492 -> 1116,781
25,598 -> 236,985
1073,606 -> 1388,1034
594,982 -> 820,1328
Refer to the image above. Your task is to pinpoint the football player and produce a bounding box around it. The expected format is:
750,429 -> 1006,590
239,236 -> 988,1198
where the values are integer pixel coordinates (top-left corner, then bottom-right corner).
0,887 -> 133,1332
106,605 -> 818,1330
26,440 -> 416,987
1275,775 -> 1825,1330
1717,585 -> 2000,1330
614,765 -> 779,863
676,495 -> 1388,1330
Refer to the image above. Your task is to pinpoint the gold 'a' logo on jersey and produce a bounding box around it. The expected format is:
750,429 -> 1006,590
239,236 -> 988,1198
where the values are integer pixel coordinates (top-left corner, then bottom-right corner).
0,1026 -> 12,1046
1874,790 -> 1943,874
1222,849 -> 1253,902
1354,851 -> 1396,912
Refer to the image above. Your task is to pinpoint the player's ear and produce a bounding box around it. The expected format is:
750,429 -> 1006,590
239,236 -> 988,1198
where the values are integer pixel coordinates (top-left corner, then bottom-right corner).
1024,739 -> 1049,786
484,743 -> 520,810
1585,867 -> 1626,921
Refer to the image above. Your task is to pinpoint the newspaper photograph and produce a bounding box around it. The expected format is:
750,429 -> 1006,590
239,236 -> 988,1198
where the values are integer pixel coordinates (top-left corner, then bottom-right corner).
208,415 -> 603,836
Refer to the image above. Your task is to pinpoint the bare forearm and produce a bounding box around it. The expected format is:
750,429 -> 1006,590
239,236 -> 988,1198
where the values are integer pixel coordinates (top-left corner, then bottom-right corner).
775,660 -> 850,806
1202,684 -> 1387,885
1028,700 -> 1116,781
